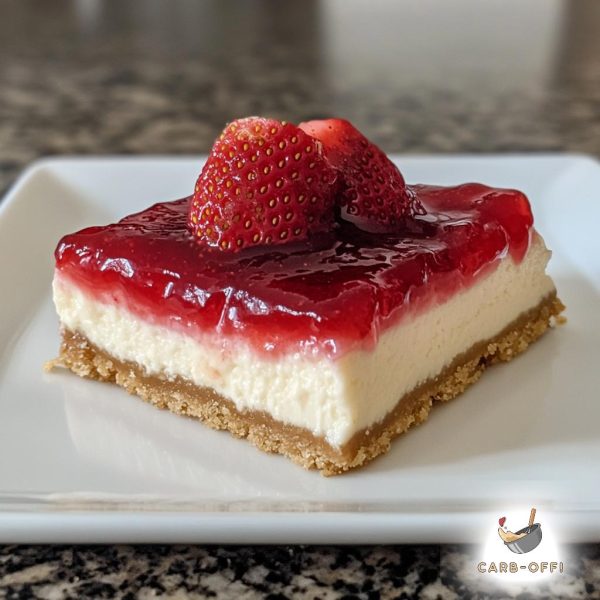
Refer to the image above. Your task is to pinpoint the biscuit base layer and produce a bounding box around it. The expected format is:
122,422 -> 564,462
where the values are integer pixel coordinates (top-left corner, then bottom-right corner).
49,294 -> 564,476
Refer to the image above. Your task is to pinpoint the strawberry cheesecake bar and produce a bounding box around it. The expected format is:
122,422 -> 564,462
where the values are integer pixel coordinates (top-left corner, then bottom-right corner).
50,117 -> 564,475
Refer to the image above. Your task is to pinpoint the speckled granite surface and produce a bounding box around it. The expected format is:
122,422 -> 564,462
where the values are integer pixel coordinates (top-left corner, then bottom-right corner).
1,0 -> 599,198
1,544 -> 600,600
1,1 -> 599,598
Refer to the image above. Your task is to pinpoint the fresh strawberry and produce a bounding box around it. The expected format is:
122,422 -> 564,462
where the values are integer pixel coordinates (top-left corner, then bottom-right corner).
189,117 -> 337,251
299,118 -> 425,231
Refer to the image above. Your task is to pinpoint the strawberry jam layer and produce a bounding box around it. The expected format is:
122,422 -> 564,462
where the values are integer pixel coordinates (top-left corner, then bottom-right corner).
55,183 -> 533,358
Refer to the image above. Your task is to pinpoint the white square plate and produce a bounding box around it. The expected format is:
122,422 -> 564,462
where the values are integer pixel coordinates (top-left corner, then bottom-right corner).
1,155 -> 599,543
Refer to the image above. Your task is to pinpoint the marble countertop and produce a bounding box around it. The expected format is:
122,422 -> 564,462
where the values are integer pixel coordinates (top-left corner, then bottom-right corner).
1,1 -> 599,598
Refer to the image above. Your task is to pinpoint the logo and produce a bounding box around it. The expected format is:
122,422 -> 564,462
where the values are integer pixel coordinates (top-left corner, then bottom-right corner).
476,506 -> 565,579
497,507 -> 541,554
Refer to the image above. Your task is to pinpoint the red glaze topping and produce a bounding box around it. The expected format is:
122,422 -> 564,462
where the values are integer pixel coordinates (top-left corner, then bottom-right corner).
55,183 -> 533,358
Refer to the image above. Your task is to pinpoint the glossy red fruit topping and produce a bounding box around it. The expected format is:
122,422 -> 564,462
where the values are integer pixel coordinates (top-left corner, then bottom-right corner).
56,183 -> 534,357
189,117 -> 337,251
499,517 -> 506,527
299,118 -> 425,232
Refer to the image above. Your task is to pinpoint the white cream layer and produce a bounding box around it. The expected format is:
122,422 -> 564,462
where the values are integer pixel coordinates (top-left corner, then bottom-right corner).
53,235 -> 555,448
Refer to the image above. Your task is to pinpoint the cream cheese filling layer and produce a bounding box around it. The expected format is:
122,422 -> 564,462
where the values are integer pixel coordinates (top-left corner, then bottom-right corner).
53,235 -> 555,448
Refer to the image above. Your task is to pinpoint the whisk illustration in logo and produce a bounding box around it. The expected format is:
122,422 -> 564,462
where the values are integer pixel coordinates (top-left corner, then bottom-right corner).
497,507 -> 542,554
477,507 -> 565,579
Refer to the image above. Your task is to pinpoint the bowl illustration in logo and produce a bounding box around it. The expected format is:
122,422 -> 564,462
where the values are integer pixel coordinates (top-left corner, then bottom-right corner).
504,523 -> 543,554
498,508 -> 542,554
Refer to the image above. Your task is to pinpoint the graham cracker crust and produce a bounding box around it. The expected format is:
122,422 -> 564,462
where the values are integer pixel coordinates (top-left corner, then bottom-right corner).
48,294 -> 564,476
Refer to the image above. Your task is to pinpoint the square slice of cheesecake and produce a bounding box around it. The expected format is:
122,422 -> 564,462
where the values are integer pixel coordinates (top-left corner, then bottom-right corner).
51,181 -> 563,475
